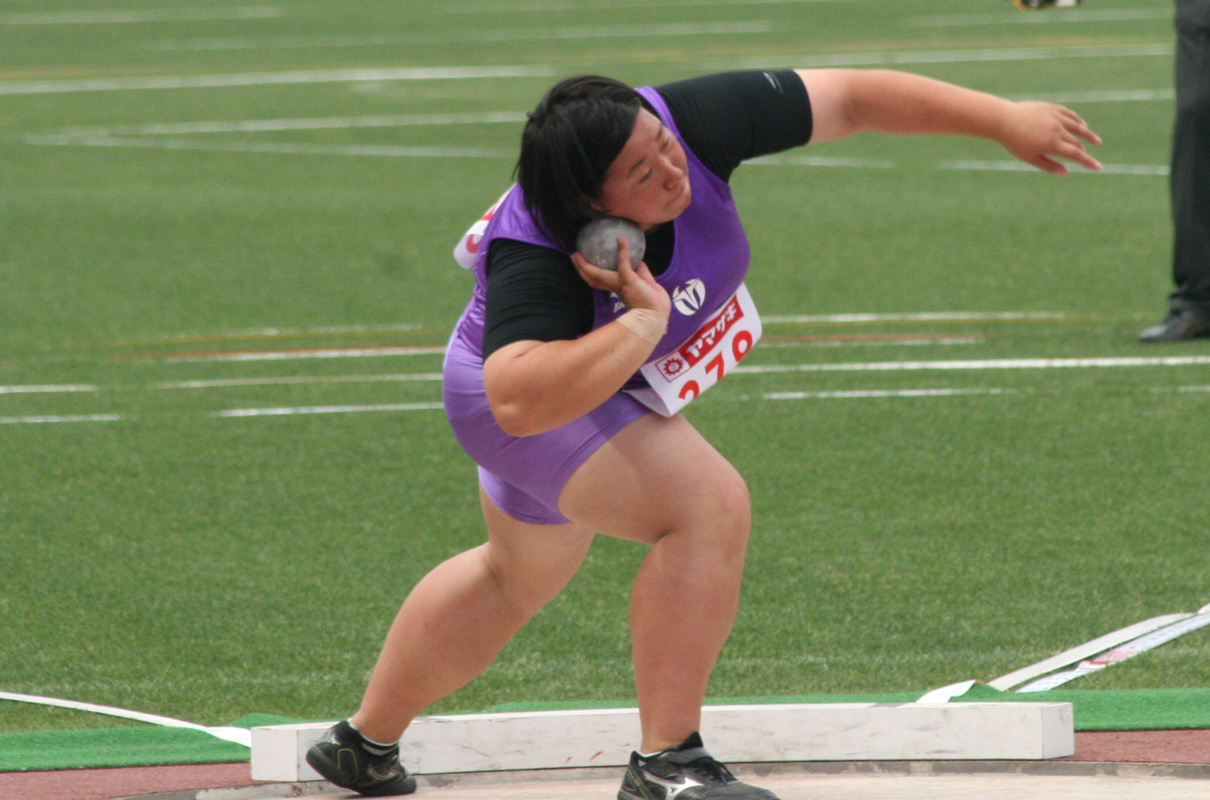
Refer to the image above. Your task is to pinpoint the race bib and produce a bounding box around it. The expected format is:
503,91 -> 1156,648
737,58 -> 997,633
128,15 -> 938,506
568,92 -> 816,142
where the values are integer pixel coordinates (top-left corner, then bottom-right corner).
453,187 -> 513,269
626,284 -> 761,417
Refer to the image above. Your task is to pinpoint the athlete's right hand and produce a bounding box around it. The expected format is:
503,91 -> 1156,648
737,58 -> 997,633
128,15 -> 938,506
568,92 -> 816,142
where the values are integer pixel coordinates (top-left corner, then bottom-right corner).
572,236 -> 672,317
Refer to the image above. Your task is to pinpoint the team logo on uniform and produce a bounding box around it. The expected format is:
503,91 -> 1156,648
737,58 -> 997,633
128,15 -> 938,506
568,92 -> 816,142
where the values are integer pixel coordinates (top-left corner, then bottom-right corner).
672,279 -> 706,315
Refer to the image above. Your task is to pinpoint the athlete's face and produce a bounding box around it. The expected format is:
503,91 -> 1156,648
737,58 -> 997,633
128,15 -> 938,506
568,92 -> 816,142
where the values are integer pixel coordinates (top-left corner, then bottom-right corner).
593,109 -> 691,232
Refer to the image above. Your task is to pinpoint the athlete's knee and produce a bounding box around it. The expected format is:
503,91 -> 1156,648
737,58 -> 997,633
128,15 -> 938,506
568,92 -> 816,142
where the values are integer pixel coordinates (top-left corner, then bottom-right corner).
708,469 -> 752,537
480,543 -> 578,615
673,468 -> 751,555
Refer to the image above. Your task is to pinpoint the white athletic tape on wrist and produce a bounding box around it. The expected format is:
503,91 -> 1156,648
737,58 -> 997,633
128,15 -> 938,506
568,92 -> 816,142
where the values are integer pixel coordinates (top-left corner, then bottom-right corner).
617,308 -> 669,345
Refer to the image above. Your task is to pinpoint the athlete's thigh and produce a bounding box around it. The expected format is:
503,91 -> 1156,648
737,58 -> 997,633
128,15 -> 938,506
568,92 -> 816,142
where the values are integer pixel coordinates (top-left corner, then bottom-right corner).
556,413 -> 749,545
480,487 -> 595,597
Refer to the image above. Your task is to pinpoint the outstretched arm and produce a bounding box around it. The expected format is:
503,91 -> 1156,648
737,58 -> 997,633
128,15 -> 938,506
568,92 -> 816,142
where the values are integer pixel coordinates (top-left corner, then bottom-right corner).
796,69 -> 1102,175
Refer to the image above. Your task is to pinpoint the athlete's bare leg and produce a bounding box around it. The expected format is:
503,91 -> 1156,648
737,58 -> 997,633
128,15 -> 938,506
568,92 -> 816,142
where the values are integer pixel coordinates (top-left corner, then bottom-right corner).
559,413 -> 750,754
351,413 -> 747,754
350,489 -> 594,744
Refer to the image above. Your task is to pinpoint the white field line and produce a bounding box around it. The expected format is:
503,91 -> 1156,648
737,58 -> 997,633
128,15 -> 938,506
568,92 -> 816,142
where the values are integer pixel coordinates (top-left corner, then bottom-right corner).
116,322 -> 424,346
1,44 -> 1171,97
1016,611 -> 1210,692
0,384 -> 97,394
0,691 -> 250,748
215,402 -> 443,418
152,21 -> 775,51
937,160 -> 1168,176
702,43 -> 1173,72
909,9 -> 1173,28
21,135 -> 511,160
762,337 -> 982,349
57,112 -> 526,138
1,7 -> 282,25
764,311 -> 1069,324
0,414 -> 123,424
0,66 -> 554,96
988,613 -> 1195,692
762,388 -> 1011,400
746,155 -> 897,169
734,355 -> 1210,375
7,378 -> 1209,424
750,155 -> 1166,176
163,346 -> 447,362
22,133 -> 1165,174
158,374 -> 442,389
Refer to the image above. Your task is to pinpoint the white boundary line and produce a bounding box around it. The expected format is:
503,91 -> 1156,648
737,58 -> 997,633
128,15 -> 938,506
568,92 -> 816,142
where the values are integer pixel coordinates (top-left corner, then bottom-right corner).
0,384 -> 97,394
6,374 -> 1209,423
215,402 -> 444,418
152,21 -> 775,51
1,44 -> 1172,97
761,337 -> 982,348
0,66 -> 555,96
21,134 -> 512,160
937,160 -> 1167,176
1,7 -> 282,25
0,691 -> 250,747
162,345 -> 447,362
22,133 -> 1167,174
762,388 -> 1010,400
764,311 -> 1069,324
735,355 -> 1210,374
56,112 -> 526,138
157,374 -> 443,389
702,43 -> 1173,71
0,414 -> 123,425
988,613 -> 1195,691
1017,607 -> 1210,692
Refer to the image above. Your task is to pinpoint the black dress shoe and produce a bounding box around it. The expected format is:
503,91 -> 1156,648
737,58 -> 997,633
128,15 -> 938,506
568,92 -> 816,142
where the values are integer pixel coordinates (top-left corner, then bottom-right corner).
1138,308 -> 1210,342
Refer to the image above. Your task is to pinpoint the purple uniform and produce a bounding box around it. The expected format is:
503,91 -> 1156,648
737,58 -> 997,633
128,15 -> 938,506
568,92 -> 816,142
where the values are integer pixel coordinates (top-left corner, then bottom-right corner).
443,86 -> 751,525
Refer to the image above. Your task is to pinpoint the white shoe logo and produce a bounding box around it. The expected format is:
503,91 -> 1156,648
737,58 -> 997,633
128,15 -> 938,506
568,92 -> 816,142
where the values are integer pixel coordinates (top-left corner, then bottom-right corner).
643,770 -> 705,799
672,279 -> 706,315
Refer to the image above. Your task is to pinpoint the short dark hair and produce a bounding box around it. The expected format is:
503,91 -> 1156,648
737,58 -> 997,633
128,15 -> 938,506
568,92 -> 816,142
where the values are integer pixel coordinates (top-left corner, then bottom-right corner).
515,75 -> 643,249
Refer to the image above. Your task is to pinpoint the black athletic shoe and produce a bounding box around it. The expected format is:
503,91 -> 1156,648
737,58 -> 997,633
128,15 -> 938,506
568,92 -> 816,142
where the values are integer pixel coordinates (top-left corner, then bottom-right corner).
617,732 -> 779,800
305,720 -> 417,797
1139,308 -> 1210,342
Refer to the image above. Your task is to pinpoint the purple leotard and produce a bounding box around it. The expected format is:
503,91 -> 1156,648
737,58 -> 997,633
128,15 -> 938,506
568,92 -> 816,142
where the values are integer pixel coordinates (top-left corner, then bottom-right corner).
443,86 -> 750,525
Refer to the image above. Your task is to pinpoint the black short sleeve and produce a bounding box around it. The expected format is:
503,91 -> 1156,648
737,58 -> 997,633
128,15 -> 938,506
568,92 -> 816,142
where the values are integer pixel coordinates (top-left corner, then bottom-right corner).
482,238 -> 594,359
655,69 -> 813,182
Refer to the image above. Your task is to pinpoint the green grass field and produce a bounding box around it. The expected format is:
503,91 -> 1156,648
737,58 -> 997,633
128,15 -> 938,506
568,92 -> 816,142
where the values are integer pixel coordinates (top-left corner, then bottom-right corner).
2,0 -> 1208,739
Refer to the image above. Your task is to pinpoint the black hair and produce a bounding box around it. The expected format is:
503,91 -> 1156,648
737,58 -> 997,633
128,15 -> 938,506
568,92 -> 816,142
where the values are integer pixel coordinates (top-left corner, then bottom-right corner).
515,75 -> 643,249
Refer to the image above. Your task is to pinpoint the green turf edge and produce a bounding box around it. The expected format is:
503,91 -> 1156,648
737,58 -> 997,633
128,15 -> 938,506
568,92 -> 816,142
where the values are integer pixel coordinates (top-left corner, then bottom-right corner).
4,690 -> 1208,773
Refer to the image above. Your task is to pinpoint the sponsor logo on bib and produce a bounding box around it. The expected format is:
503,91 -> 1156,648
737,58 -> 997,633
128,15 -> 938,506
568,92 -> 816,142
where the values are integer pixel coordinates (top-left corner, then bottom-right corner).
627,284 -> 761,418
654,293 -> 744,381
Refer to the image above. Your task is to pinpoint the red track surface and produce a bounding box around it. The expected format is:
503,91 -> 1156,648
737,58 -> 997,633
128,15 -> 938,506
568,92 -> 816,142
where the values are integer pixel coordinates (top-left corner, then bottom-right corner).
2,730 -> 1208,800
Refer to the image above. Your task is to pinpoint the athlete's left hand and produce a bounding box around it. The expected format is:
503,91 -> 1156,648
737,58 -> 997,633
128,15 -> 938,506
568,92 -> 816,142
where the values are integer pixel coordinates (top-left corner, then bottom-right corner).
999,102 -> 1102,176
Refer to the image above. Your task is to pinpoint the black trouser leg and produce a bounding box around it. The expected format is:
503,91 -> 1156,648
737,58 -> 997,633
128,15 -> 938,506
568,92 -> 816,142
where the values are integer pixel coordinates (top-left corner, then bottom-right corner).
1169,0 -> 1210,316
